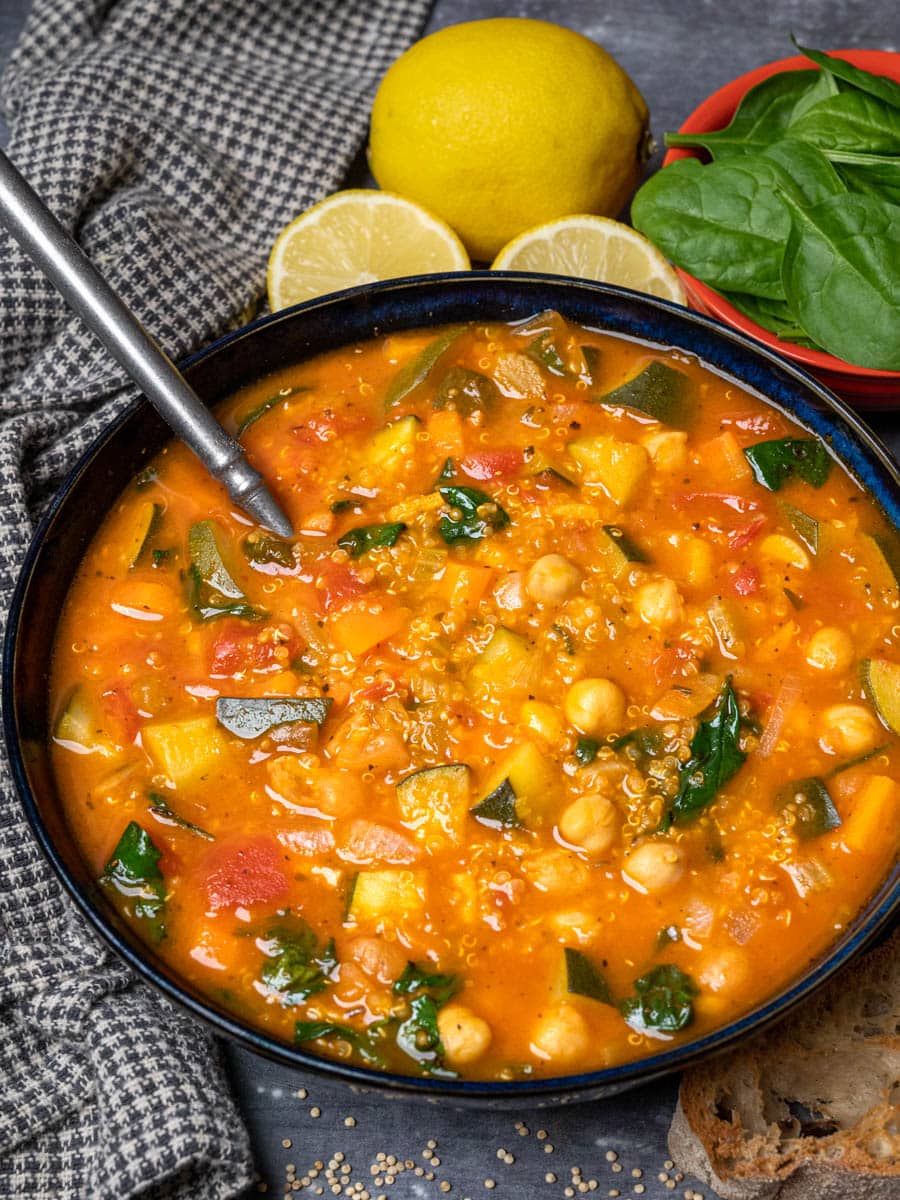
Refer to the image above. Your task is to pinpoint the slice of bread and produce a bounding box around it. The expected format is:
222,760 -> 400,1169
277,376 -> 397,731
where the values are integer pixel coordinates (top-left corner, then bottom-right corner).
668,928 -> 899,1200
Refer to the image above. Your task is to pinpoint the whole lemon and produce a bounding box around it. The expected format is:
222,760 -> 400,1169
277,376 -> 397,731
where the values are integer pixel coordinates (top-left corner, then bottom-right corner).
368,18 -> 650,262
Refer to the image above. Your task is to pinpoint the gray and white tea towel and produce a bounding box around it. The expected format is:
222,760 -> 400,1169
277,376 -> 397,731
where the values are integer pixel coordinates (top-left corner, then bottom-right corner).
0,2 -> 431,1196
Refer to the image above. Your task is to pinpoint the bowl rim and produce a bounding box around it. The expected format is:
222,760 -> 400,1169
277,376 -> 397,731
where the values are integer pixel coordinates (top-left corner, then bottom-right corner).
4,270 -> 900,1100
661,47 -> 900,382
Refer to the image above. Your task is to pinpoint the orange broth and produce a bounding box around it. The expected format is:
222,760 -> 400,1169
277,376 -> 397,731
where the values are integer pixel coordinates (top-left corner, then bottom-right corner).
49,311 -> 900,1080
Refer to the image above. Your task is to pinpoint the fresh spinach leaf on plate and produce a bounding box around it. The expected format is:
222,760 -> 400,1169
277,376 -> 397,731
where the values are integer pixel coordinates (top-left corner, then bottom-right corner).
788,90 -> 900,158
664,70 -> 823,158
779,192 -> 900,371
631,157 -> 791,299
792,40 -> 900,111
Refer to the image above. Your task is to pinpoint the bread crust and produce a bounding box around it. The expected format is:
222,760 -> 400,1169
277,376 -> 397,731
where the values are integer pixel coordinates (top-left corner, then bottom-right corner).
668,929 -> 899,1200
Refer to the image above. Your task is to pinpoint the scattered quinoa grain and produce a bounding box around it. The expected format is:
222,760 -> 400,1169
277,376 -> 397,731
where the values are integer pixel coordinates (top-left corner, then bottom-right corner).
634,1186 -> 645,1195
440,1184 -> 451,1194
605,1152 -> 618,1163
296,1088 -> 308,1099
612,1164 -> 623,1174
564,1189 -> 575,1198
544,1144 -> 554,1154
310,1107 -> 322,1118
665,1183 -> 676,1192
344,1117 -> 357,1128
537,1129 -> 548,1140
631,1170 -> 642,1179
484,1180 -> 496,1190
664,1162 -> 674,1171
282,1139 -> 292,1149
545,1174 -> 557,1184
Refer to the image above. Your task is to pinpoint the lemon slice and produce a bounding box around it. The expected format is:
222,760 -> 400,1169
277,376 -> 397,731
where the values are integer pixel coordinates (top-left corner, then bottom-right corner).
267,189 -> 470,310
491,215 -> 686,304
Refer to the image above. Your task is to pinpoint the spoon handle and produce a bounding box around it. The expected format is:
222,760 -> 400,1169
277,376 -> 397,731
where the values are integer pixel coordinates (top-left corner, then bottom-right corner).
0,149 -> 292,538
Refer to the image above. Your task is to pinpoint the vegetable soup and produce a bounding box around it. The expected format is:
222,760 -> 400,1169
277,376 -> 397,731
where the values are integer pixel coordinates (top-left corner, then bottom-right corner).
50,310 -> 900,1080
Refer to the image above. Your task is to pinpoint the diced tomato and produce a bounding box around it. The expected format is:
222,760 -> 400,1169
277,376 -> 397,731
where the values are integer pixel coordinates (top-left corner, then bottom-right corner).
209,620 -> 300,675
357,673 -> 406,703
101,684 -> 142,742
677,491 -> 760,515
459,450 -> 523,481
155,841 -> 182,880
315,561 -> 370,613
202,836 -> 290,910
732,565 -> 761,596
652,644 -> 697,688
293,407 -> 372,445
728,515 -> 767,550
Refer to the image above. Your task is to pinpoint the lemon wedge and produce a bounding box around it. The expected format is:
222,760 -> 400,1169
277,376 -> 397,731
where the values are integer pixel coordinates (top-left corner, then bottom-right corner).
491,215 -> 686,304
267,189 -> 470,310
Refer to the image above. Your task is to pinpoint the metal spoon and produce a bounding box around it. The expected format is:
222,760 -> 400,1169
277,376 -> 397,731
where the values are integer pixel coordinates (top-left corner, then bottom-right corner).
0,149 -> 293,538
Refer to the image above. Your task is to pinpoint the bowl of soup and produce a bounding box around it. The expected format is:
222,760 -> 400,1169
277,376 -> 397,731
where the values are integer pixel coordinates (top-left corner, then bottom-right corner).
4,273 -> 900,1103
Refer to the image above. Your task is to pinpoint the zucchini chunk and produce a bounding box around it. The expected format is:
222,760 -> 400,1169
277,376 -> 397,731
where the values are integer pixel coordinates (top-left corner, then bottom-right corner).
364,415 -> 421,469
385,328 -> 462,409
187,521 -> 267,622
125,501 -> 163,568
143,715 -> 227,786
467,626 -> 538,697
216,696 -> 332,740
433,366 -> 499,415
471,742 -> 557,828
596,361 -> 691,429
862,657 -> 900,734
776,776 -> 842,839
563,948 -> 613,1004
568,436 -> 649,506
53,686 -> 117,758
778,501 -> 819,554
396,764 -> 471,845
347,869 -> 426,924
599,524 -> 649,576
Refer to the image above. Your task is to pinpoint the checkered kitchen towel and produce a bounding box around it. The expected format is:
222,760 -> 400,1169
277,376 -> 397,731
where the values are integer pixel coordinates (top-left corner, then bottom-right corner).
0,1 -> 431,1196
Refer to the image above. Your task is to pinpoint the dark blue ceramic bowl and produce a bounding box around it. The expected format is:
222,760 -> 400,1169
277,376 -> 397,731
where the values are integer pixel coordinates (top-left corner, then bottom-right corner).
4,272 -> 900,1105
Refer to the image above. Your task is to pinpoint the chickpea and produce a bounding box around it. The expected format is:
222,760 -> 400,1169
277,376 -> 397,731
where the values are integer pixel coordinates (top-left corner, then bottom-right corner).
313,768 -> 366,817
623,840 -> 685,892
818,703 -> 881,756
520,699 -> 564,744
695,949 -> 751,1017
760,533 -> 810,570
523,849 -> 589,894
530,1003 -> 591,1064
558,792 -> 619,857
347,935 -> 408,985
526,554 -> 582,603
634,578 -> 684,630
437,1004 -> 493,1067
564,677 -> 626,736
806,626 -> 855,674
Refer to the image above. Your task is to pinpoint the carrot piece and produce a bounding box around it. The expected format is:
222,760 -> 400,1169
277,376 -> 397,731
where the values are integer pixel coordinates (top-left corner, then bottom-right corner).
841,776 -> 900,854
427,409 -> 465,456
109,579 -> 178,620
697,431 -> 752,483
331,602 -> 409,657
440,562 -> 494,607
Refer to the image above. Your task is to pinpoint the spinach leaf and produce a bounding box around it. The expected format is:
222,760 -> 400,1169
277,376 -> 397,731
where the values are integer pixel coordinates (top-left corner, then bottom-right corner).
187,521 -> 267,622
579,344 -> 602,385
597,361 -> 691,429
778,501 -> 820,553
776,777 -> 842,839
152,547 -> 176,568
258,918 -> 337,1004
664,70 -> 822,157
101,821 -> 167,943
294,1020 -> 389,1066
621,965 -> 698,1034
792,41 -> 900,112
396,995 -> 456,1076
743,437 -> 831,490
760,138 -> 847,207
469,779 -> 522,828
613,726 -> 664,771
394,962 -> 460,1005
147,792 -> 214,841
242,534 -> 296,569
433,366 -> 499,415
564,948 -> 613,1004
216,696 -> 331,739
574,737 -> 599,766
723,292 -> 814,343
789,90 -> 900,157
337,522 -> 407,558
667,679 -> 747,825
237,385 -> 310,435
385,328 -> 463,408
837,158 -> 900,206
438,485 -> 510,545
550,622 -> 576,655
632,157 -> 791,300
779,192 -> 900,371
